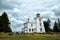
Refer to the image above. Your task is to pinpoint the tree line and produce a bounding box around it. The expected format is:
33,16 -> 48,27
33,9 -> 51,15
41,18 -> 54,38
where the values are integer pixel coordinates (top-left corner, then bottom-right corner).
0,12 -> 60,33
0,12 -> 12,32
44,18 -> 60,32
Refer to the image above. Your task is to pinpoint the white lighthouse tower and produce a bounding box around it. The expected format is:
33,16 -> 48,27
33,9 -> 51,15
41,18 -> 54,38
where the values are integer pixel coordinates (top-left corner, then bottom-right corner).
22,13 -> 45,33
34,13 -> 45,33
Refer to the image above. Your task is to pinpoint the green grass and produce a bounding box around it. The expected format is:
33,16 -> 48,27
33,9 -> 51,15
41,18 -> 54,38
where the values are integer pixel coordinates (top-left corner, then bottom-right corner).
0,32 -> 60,40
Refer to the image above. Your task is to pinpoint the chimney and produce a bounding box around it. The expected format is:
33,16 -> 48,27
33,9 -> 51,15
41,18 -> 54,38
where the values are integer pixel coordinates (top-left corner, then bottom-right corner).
28,18 -> 29,22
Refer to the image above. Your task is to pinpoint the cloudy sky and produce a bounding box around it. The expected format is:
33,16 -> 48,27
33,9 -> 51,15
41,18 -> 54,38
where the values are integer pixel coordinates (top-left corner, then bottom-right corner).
0,0 -> 60,32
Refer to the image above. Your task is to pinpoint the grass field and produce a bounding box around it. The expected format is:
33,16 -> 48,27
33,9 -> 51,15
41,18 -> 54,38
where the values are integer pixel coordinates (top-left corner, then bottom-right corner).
0,32 -> 60,40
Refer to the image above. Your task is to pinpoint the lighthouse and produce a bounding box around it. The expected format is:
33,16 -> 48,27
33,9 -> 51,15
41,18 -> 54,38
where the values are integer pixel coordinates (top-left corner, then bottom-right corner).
34,13 -> 45,33
23,13 -> 45,33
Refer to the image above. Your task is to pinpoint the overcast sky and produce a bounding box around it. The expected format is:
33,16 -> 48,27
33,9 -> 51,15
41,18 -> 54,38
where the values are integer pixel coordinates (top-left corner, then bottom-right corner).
0,0 -> 60,32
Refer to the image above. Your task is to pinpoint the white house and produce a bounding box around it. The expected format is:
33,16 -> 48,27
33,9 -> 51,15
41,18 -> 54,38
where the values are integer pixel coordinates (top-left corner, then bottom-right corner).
22,13 -> 45,33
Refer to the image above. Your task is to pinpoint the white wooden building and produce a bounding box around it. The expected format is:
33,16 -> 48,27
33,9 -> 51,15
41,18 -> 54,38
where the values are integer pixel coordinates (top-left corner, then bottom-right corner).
22,13 -> 45,33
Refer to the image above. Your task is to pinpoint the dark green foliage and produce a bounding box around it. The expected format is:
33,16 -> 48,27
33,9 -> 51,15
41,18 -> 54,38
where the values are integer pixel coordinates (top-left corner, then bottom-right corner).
1,12 -> 10,25
57,18 -> 60,31
44,18 -> 52,32
57,18 -> 60,27
53,18 -> 60,32
0,12 -> 12,32
53,21 -> 59,32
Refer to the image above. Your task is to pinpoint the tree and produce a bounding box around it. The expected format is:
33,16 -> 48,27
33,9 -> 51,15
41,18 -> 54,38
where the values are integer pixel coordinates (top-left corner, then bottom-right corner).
0,16 -> 3,32
53,21 -> 59,32
44,18 -> 52,32
57,18 -> 60,27
0,12 -> 12,32
44,21 -> 48,32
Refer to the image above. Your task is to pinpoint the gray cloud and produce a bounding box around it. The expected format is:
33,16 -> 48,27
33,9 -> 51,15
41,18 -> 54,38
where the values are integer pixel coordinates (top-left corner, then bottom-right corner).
52,5 -> 60,16
0,0 -> 22,10
0,0 -> 60,32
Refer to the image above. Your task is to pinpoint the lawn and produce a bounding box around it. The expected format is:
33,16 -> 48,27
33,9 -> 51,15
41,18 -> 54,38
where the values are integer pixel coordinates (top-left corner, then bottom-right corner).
0,32 -> 60,40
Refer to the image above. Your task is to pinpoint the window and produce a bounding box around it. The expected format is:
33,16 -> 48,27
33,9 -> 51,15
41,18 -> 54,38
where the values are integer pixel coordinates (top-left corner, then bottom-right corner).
32,29 -> 33,31
39,19 -> 41,22
29,29 -> 31,31
34,28 -> 36,32
31,23 -> 33,26
26,29 -> 28,31
34,28 -> 36,30
40,28 -> 42,32
40,23 -> 41,26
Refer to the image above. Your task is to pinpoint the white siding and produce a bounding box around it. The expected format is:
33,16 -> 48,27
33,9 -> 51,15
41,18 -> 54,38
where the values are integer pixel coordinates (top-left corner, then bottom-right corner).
23,14 -> 45,33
